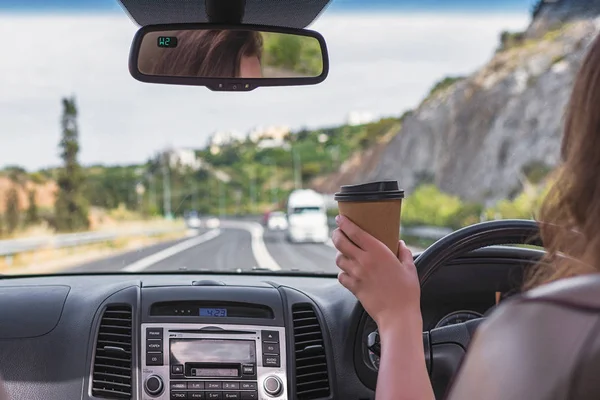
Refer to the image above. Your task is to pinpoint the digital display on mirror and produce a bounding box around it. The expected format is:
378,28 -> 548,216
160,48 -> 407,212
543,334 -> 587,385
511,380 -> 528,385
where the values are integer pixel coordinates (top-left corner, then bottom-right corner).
157,36 -> 178,48
200,308 -> 227,317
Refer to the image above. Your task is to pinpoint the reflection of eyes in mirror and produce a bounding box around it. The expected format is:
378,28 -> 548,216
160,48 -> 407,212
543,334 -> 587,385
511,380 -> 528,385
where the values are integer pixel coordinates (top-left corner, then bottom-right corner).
138,29 -> 324,79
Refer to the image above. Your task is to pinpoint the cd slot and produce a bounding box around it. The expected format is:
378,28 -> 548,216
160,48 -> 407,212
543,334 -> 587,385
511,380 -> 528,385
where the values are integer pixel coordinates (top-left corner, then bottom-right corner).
169,329 -> 256,335
185,363 -> 241,378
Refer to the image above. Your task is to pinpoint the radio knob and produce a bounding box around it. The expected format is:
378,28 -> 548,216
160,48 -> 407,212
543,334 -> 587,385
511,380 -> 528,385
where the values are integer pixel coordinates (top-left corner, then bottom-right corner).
144,375 -> 164,396
264,376 -> 283,397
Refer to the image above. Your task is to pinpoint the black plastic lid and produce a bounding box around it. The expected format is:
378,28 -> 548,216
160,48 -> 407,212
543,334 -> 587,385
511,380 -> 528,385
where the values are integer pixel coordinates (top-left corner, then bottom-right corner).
334,181 -> 404,202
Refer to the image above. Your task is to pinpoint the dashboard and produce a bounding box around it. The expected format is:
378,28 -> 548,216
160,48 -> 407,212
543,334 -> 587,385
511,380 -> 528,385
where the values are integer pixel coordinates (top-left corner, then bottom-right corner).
0,246 -> 540,400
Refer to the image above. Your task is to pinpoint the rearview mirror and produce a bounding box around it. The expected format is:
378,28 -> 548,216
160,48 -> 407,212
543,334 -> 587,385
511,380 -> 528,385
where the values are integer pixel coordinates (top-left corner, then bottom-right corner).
129,24 -> 329,91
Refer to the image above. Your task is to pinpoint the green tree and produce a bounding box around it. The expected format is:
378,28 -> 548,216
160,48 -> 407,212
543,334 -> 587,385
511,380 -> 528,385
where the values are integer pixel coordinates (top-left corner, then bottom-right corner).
5,186 -> 20,234
25,189 -> 39,225
54,97 -> 89,232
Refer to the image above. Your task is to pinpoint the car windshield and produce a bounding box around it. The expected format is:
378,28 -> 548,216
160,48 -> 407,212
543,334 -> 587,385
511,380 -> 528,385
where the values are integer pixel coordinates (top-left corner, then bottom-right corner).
0,0 -> 580,275
291,207 -> 322,214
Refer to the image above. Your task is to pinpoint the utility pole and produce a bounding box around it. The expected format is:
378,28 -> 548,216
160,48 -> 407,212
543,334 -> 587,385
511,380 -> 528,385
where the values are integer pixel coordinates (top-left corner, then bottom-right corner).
292,146 -> 302,189
269,159 -> 278,206
219,179 -> 226,217
161,152 -> 172,219
270,179 -> 278,206
250,168 -> 257,214
191,181 -> 198,212
135,182 -> 145,212
205,178 -> 211,213
149,174 -> 157,212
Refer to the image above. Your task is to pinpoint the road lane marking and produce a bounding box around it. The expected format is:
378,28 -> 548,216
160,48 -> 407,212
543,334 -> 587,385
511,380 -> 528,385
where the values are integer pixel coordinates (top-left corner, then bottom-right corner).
121,229 -> 222,272
219,221 -> 282,271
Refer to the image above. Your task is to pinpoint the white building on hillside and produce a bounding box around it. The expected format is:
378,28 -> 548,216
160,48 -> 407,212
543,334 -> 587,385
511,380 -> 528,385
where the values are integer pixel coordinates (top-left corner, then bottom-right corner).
166,148 -> 203,170
347,111 -> 376,126
208,130 -> 244,155
248,125 -> 290,149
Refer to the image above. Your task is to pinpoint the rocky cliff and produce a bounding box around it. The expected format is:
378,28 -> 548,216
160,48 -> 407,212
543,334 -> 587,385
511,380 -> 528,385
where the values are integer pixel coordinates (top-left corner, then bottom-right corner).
529,0 -> 600,37
312,2 -> 600,205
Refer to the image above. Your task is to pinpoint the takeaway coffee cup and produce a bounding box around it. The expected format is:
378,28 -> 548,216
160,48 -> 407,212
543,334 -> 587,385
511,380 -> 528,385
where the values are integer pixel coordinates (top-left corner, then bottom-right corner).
334,181 -> 404,254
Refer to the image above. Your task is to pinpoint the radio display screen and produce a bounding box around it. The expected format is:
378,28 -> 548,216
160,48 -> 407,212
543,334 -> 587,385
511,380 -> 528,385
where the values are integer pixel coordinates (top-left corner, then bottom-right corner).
170,339 -> 255,364
199,308 -> 227,317
192,368 -> 238,377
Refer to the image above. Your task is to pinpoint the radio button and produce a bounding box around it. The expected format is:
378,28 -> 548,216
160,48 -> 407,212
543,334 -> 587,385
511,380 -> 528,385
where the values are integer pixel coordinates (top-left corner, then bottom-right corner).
261,331 -> 279,343
189,393 -> 205,399
242,365 -> 255,375
145,375 -> 164,396
262,342 -> 280,355
172,365 -> 184,375
263,376 -> 283,397
263,355 -> 281,368
223,392 -> 240,399
206,392 -> 222,399
146,328 -> 163,338
240,392 -> 258,400
171,392 -> 188,399
171,382 -> 187,390
147,339 -> 163,352
188,382 -> 204,390
205,382 -> 222,389
146,352 -> 163,366
223,382 -> 239,390
240,382 -> 257,390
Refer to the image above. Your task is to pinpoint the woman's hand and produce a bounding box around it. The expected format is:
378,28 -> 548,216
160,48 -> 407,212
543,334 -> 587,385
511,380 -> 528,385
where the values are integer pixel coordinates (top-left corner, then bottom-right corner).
332,215 -> 434,400
332,215 -> 422,333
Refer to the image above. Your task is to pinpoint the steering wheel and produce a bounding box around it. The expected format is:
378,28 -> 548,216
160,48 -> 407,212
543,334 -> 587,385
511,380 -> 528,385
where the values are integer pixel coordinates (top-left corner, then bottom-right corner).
367,219 -> 542,398
416,219 -> 542,286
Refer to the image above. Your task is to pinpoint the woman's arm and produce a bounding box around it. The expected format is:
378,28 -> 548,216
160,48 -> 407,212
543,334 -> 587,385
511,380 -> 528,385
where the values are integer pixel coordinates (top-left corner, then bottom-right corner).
0,377 -> 9,400
377,317 -> 434,400
332,216 -> 434,400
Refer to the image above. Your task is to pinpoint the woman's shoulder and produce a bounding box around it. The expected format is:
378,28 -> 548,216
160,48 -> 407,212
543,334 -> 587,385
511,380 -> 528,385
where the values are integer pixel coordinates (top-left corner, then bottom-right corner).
446,274 -> 600,400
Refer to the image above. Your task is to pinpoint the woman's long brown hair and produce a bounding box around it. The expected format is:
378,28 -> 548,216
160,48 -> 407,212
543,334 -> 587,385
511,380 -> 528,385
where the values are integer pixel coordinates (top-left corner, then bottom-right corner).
150,30 -> 262,78
525,32 -> 600,289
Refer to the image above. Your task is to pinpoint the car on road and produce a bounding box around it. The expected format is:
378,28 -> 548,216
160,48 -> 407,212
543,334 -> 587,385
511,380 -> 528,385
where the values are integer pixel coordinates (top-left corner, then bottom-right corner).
286,189 -> 329,243
204,216 -> 220,229
266,211 -> 289,231
184,211 -> 202,229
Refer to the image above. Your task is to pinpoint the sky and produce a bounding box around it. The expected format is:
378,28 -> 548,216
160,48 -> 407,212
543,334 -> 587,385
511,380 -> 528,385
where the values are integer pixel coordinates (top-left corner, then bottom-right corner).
0,0 -> 532,170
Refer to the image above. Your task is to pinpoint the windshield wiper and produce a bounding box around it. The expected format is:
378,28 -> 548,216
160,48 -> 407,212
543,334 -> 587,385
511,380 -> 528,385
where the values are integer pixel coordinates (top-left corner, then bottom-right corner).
168,266 -> 332,275
233,267 -> 330,275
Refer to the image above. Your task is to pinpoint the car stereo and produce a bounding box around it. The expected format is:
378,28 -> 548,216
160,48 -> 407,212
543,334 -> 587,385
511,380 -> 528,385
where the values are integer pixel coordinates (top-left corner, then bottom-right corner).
141,323 -> 287,400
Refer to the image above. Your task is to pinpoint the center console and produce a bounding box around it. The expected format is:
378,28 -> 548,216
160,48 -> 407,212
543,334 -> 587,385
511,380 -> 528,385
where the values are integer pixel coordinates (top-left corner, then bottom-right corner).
141,324 -> 287,400
139,286 -> 289,400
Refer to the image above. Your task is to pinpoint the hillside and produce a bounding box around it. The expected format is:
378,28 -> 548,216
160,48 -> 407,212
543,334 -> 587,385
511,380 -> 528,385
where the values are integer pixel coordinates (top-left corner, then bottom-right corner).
0,176 -> 56,213
312,3 -> 600,205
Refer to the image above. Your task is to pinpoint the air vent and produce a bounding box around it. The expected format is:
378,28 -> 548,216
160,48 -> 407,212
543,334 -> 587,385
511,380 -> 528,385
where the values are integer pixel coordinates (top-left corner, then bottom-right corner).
292,304 -> 331,400
92,305 -> 133,399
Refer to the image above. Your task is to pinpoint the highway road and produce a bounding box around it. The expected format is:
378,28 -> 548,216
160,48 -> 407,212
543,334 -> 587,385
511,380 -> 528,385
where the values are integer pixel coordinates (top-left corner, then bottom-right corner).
67,220 -> 339,274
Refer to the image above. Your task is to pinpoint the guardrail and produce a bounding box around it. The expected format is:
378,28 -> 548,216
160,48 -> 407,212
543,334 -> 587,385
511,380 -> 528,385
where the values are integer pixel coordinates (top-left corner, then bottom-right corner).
403,226 -> 453,240
325,217 -> 452,241
0,226 -> 187,258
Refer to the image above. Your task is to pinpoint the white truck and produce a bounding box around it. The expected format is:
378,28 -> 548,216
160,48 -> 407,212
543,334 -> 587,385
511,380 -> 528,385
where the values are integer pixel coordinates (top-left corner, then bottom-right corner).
286,189 -> 329,243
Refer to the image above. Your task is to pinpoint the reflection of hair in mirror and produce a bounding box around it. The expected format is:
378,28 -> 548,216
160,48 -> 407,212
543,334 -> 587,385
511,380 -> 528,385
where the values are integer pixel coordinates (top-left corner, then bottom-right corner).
150,30 -> 263,78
